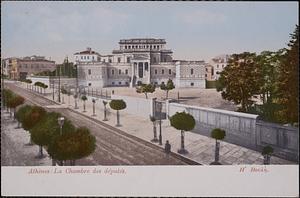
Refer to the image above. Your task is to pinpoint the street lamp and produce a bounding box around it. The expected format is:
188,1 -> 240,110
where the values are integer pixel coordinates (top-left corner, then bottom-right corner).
58,117 -> 65,135
157,102 -> 163,145
92,98 -> 97,116
103,100 -> 108,121
74,64 -> 79,109
57,65 -> 61,103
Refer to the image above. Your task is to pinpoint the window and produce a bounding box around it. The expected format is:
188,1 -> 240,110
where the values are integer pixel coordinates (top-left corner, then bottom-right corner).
125,82 -> 129,85
84,56 -> 86,60
191,69 -> 194,75
87,56 -> 89,59
125,46 -> 127,49
169,69 -> 171,75
125,69 -> 128,75
157,45 -> 159,49
191,82 -> 194,86
205,74 -> 207,77
88,69 -> 91,75
109,59 -> 112,63
145,62 -> 148,71
119,69 -> 121,75
119,82 -> 121,85
162,69 -> 164,74
112,69 -> 114,75
112,82 -> 115,85
88,83 -> 91,86
155,69 -> 157,74
92,56 -> 94,60
154,45 -> 156,49
81,56 -> 83,60
103,59 -> 106,62
127,57 -> 130,63
118,57 -> 121,63
128,46 -> 131,49
153,57 -> 156,63
217,64 -> 219,68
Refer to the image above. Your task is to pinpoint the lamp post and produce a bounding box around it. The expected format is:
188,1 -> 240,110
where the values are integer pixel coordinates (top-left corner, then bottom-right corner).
57,65 -> 61,103
92,98 -> 96,116
103,100 -> 108,121
74,64 -> 79,109
157,102 -> 163,145
57,116 -> 65,165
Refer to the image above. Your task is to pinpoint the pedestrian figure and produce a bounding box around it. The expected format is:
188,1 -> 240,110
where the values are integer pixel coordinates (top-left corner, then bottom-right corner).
165,140 -> 171,157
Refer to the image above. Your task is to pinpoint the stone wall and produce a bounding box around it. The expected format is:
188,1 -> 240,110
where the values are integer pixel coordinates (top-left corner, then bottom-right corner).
167,101 -> 299,161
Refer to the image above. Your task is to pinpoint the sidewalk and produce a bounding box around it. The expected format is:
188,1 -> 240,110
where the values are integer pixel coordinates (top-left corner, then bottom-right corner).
17,82 -> 295,165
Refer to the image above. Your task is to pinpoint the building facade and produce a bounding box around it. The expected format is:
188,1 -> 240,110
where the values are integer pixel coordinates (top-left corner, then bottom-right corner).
75,38 -> 206,89
209,54 -> 230,80
2,56 -> 56,80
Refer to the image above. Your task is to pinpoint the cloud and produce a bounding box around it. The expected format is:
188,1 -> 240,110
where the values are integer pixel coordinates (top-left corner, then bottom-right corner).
179,10 -> 227,25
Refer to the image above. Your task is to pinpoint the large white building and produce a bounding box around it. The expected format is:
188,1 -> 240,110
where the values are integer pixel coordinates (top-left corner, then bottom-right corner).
75,38 -> 206,88
209,54 -> 230,80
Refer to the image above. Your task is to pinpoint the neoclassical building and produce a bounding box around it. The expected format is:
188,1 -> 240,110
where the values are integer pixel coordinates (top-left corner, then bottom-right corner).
74,38 -> 206,88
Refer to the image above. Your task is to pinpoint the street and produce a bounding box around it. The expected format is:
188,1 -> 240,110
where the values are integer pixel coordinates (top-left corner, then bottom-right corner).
3,82 -> 190,165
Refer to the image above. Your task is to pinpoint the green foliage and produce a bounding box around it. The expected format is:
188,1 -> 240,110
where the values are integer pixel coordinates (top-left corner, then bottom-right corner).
48,127 -> 96,161
3,89 -> 14,107
16,105 -> 32,124
24,79 -> 32,84
22,106 -> 47,131
81,95 -> 87,101
211,128 -> 226,140
276,25 -> 299,124
216,52 -> 260,112
206,80 -> 216,89
109,100 -> 126,110
170,112 -> 195,131
160,79 -> 175,98
262,146 -> 274,155
7,95 -> 25,109
136,83 -> 156,99
34,70 -> 55,76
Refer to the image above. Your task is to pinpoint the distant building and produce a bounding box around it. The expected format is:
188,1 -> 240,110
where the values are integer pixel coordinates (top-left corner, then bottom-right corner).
209,54 -> 230,80
2,56 -> 56,80
75,38 -> 206,88
205,63 -> 214,81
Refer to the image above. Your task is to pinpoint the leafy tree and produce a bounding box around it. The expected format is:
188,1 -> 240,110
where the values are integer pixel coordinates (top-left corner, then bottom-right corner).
210,128 -> 226,165
81,95 -> 88,112
170,111 -> 195,154
7,95 -> 25,120
149,115 -> 158,142
109,100 -> 126,127
276,25 -> 299,124
3,89 -> 14,112
160,79 -> 175,99
22,106 -> 47,145
136,83 -> 156,99
16,105 -> 32,128
216,52 -> 260,112
24,79 -> 32,89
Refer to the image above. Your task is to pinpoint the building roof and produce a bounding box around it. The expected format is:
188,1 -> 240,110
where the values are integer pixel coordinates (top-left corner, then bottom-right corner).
74,47 -> 100,55
119,38 -> 166,44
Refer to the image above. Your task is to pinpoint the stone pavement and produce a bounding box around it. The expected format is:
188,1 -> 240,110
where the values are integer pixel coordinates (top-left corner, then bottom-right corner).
16,82 -> 295,165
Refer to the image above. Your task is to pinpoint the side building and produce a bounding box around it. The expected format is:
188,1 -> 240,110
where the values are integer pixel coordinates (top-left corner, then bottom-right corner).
75,38 -> 206,89
2,55 -> 56,80
209,54 -> 230,80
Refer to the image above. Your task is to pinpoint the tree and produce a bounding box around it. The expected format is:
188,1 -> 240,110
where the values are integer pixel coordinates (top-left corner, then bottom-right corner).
210,128 -> 226,165
136,83 -> 156,99
3,89 -> 14,112
41,112 -> 76,164
81,95 -> 88,112
170,111 -> 195,154
16,105 -> 32,128
34,82 -> 42,93
109,100 -> 126,127
276,25 -> 299,124
261,145 -> 274,165
7,95 -> 25,120
149,115 -> 158,142
48,127 -> 96,165
160,79 -> 175,99
22,106 -> 47,145
216,52 -> 261,112
24,79 -> 32,89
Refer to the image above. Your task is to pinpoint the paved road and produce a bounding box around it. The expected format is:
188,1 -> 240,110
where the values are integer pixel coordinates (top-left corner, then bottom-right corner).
4,82 -> 190,165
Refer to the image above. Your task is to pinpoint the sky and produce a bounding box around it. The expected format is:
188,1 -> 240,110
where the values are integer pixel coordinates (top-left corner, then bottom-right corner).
1,1 -> 298,63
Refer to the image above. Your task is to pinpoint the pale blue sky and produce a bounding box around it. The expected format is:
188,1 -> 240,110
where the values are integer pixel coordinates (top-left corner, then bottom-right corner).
1,1 -> 298,63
